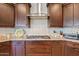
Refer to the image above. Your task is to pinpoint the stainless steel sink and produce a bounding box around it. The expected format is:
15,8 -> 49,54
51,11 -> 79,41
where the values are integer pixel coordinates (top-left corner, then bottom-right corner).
27,35 -> 50,39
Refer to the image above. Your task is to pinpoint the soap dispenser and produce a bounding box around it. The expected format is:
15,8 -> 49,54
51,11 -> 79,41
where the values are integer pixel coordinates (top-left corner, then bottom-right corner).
53,30 -> 56,33
60,30 -> 63,38
60,31 -> 63,35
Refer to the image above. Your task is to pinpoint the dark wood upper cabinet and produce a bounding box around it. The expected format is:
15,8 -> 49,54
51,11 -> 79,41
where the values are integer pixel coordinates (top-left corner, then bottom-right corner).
0,3 -> 31,27
48,4 -> 63,27
0,4 -> 15,27
15,3 -> 31,27
63,4 -> 74,27
74,4 -> 79,26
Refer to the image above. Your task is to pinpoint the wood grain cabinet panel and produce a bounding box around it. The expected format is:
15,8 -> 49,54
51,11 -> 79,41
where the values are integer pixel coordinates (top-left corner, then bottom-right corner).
71,48 -> 79,56
15,4 -> 30,27
51,41 -> 64,56
63,4 -> 74,27
64,41 -> 73,56
12,41 -> 25,56
74,4 -> 79,26
12,45 -> 25,56
3,40 -> 79,56
0,4 -> 15,27
64,46 -> 74,56
26,41 -> 51,56
64,41 -> 79,56
48,4 -> 63,27
64,46 -> 79,56
63,4 -> 79,27
0,41 -> 11,56
26,47 -> 51,56
52,47 -> 63,56
0,46 -> 10,56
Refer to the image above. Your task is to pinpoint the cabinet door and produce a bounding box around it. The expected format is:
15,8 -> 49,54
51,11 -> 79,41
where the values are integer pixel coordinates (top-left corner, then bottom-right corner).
74,4 -> 79,26
51,41 -> 64,56
52,47 -> 63,56
0,41 -> 11,56
48,4 -> 63,27
72,48 -> 79,56
15,4 -> 30,27
64,46 -> 73,56
26,46 -> 51,56
63,4 -> 74,27
65,46 -> 79,56
12,41 -> 25,56
0,46 -> 10,56
12,45 -> 25,56
0,4 -> 15,27
26,41 -> 51,56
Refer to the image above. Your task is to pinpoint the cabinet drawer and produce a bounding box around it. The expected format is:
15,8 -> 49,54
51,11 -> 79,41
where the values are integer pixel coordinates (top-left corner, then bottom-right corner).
0,46 -> 10,53
65,41 -> 79,48
65,41 -> 73,47
0,41 -> 11,46
26,41 -> 51,49
12,41 -> 25,46
26,41 -> 51,45
51,41 -> 63,47
73,43 -> 79,48
26,47 -> 51,56
26,44 -> 51,48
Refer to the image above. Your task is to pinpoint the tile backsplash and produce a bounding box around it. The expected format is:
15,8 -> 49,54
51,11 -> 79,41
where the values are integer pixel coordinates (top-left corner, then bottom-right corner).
0,27 -> 79,36
0,28 -> 14,34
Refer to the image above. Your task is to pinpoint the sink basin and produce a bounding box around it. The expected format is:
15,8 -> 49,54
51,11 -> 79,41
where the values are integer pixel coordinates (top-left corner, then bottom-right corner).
27,35 -> 50,39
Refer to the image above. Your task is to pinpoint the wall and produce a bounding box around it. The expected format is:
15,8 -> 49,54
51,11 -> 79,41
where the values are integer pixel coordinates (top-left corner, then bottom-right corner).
0,3 -> 79,36
0,27 -> 78,36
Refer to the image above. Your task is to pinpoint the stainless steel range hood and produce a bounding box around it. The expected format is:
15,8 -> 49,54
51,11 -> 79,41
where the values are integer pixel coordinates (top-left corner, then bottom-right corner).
29,3 -> 48,17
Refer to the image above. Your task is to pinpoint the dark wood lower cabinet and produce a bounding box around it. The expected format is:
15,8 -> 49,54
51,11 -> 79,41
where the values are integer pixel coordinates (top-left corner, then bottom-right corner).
0,45 -> 10,56
12,41 -> 25,56
1,40 -> 79,56
51,41 -> 64,56
12,45 -> 25,56
52,47 -> 63,56
71,47 -> 79,56
64,41 -> 79,56
26,47 -> 51,56
25,41 -> 51,56
65,46 -> 79,56
65,46 -> 74,56
0,41 -> 11,56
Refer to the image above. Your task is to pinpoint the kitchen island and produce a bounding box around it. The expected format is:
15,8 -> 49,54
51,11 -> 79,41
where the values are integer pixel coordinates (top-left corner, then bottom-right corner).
0,38 -> 79,56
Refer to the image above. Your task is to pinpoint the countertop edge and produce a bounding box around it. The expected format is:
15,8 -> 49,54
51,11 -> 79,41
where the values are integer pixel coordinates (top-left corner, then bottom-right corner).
0,38 -> 79,43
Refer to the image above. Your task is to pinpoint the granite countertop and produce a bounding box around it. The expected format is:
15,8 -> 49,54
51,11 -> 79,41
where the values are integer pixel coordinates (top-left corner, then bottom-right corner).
0,37 -> 63,42
1,37 -> 79,43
